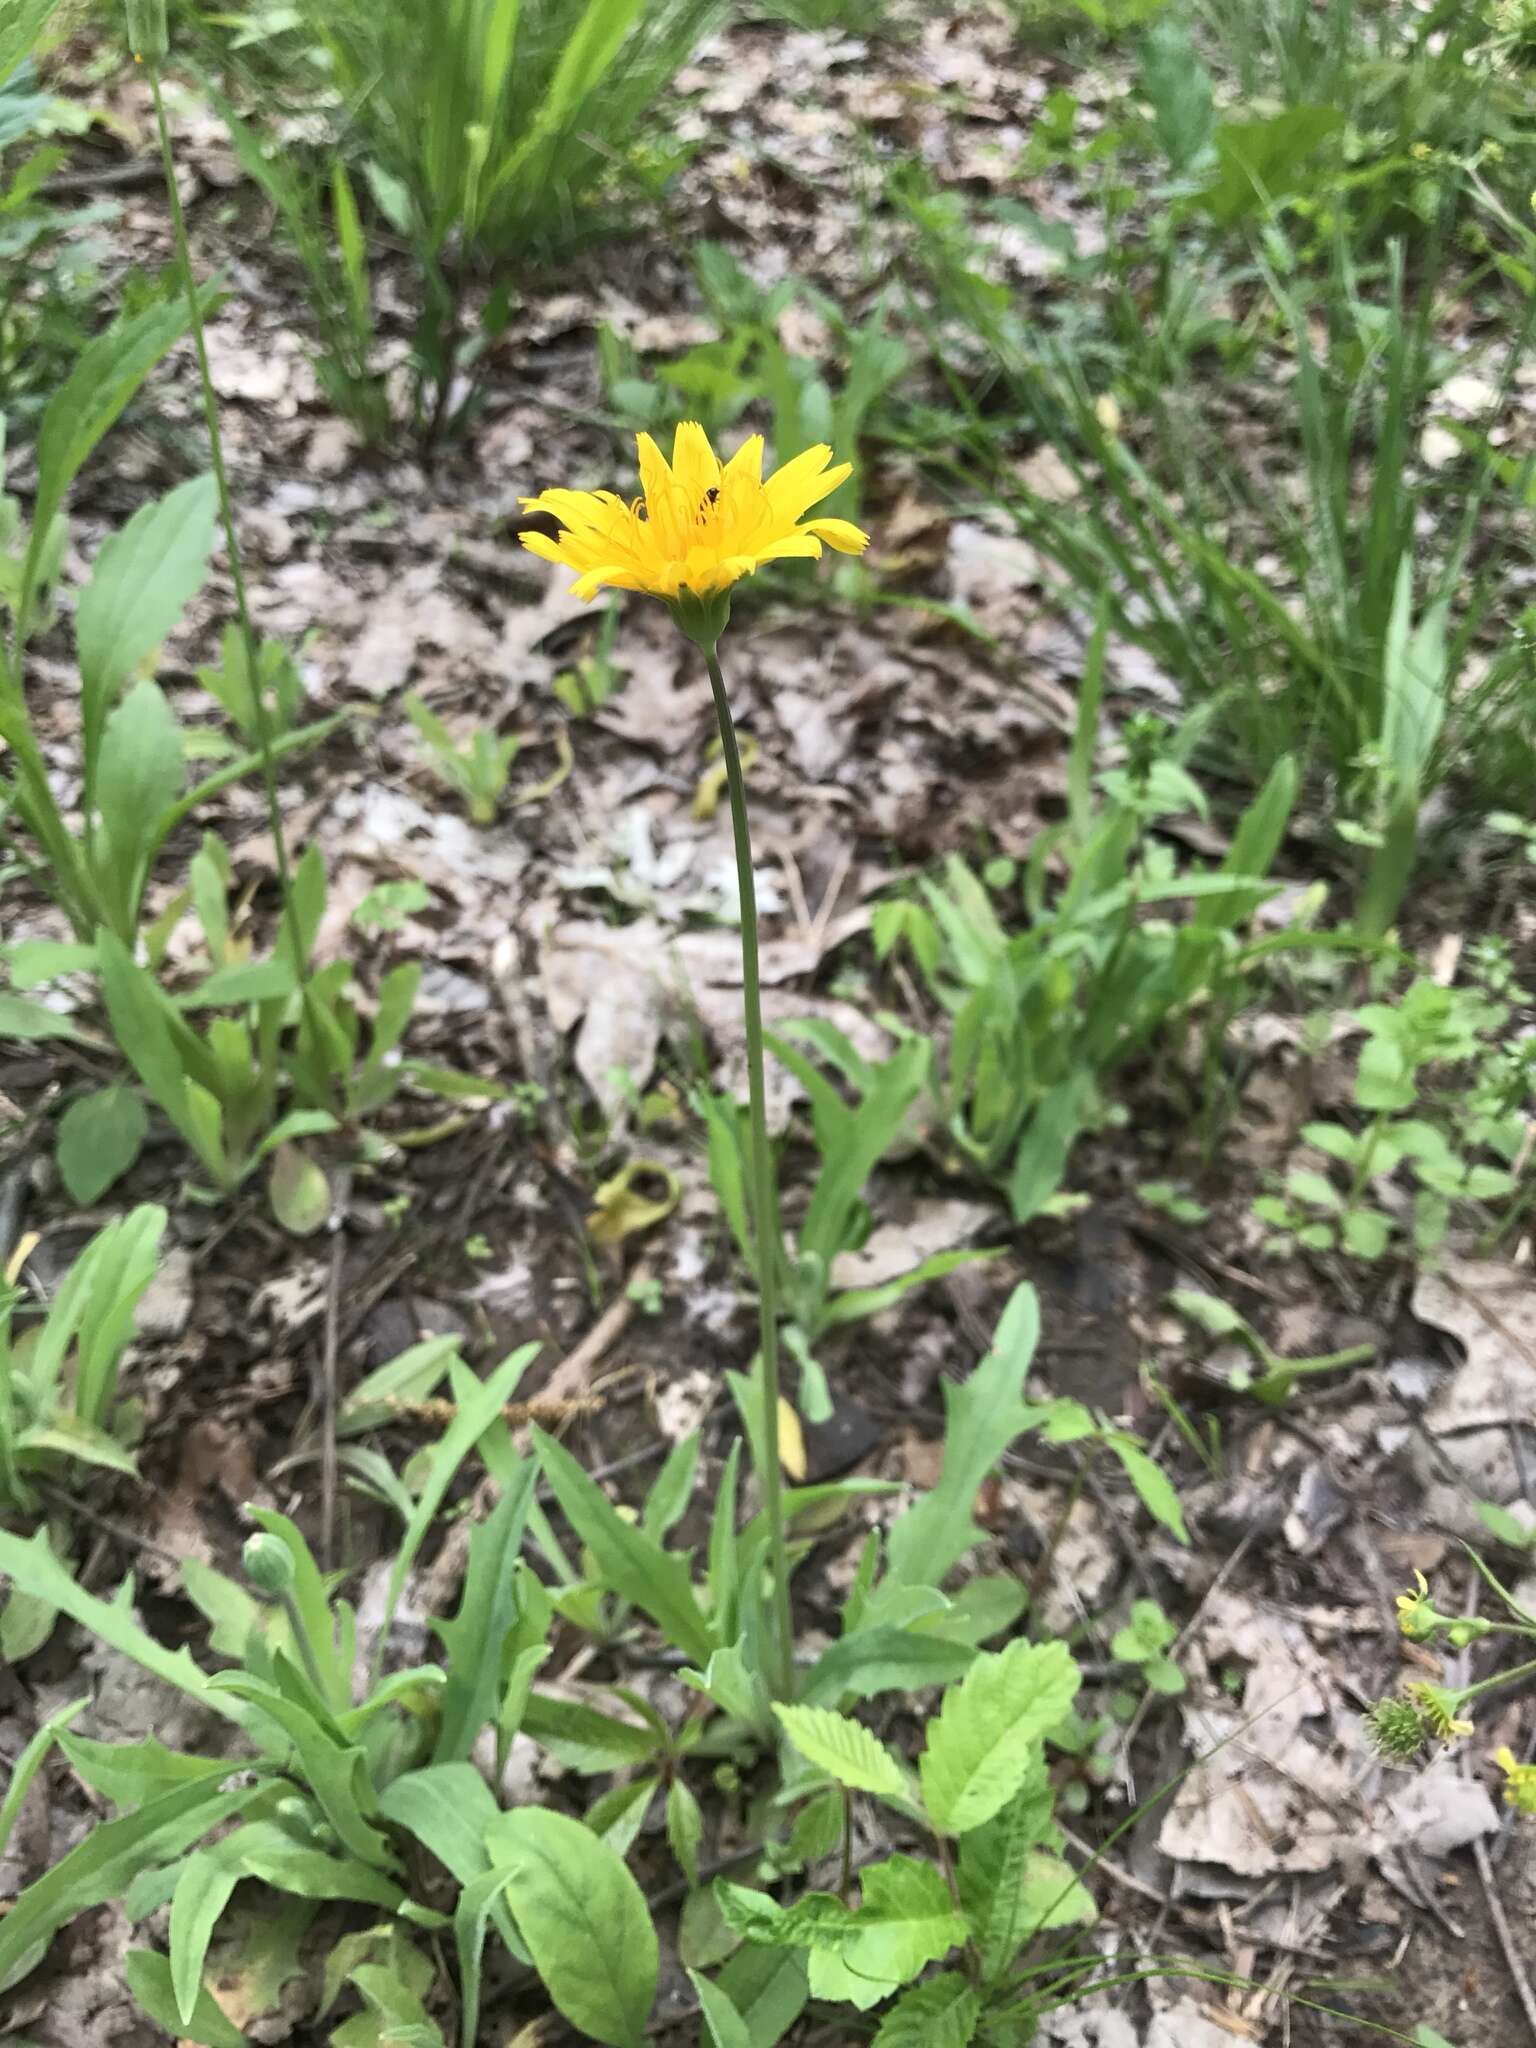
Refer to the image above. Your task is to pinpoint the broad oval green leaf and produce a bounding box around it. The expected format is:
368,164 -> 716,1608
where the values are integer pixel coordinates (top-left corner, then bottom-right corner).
488,1807 -> 657,2048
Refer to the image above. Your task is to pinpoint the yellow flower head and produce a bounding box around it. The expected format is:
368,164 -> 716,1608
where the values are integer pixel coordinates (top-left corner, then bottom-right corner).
1396,1569 -> 1442,1642
518,423 -> 869,607
1496,1747 -> 1536,1816
1404,1681 -> 1472,1743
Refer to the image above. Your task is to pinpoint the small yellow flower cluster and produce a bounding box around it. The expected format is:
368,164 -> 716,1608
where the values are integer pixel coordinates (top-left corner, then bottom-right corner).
1404,1682 -> 1473,1742
1395,1571 -> 1446,1643
1495,1747 -> 1536,1816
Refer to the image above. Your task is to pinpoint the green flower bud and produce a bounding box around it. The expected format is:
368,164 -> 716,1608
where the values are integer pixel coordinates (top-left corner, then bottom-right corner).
124,0 -> 168,62
243,1531 -> 296,1597
1447,1618 -> 1494,1649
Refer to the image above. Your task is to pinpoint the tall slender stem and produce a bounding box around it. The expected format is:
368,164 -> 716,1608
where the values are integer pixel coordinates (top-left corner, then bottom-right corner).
147,68 -> 330,1092
704,646 -> 794,1702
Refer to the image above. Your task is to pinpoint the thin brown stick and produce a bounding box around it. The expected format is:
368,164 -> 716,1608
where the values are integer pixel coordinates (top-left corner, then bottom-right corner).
1474,1833 -> 1536,2046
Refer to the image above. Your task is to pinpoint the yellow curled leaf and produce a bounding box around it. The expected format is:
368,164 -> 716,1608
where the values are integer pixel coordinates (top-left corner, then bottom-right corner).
585,1159 -> 681,1247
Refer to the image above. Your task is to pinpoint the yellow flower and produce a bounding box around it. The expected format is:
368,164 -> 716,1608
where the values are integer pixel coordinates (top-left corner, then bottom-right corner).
518,423 -> 869,605
1404,1681 -> 1472,1742
1495,1747 -> 1536,1815
1396,1569 -> 1441,1642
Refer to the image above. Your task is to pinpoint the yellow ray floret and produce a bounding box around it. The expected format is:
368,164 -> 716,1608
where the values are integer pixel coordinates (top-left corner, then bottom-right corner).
518,422 -> 869,603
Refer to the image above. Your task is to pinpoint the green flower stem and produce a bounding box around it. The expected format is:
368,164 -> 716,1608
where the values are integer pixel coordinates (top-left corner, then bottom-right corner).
1453,1653 -> 1536,1709
703,643 -> 794,1703
147,66 -> 331,1100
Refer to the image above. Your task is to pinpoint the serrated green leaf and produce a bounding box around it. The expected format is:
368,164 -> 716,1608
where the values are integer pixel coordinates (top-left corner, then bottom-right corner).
956,1764 -> 1059,1979
920,1640 -> 1079,1836
843,1855 -> 965,1985
870,1973 -> 979,2048
773,1704 -> 913,1804
714,1882 -> 854,1953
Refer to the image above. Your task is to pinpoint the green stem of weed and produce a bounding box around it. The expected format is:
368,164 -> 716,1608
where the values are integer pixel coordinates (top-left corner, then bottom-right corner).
703,644 -> 794,1704
1452,1652 -> 1536,1709
147,67 -> 331,1103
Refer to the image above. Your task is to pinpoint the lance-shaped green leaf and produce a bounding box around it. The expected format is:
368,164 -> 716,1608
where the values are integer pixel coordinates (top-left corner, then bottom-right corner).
77,473 -> 218,791
532,1424 -> 715,1664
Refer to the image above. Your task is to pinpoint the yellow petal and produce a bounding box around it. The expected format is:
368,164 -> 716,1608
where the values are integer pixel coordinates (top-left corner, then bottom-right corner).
672,420 -> 722,501
764,446 -> 846,522
803,516 -> 869,555
519,531 -> 571,566
570,566 -> 637,600
722,434 -> 765,485
744,533 -> 823,567
777,1396 -> 807,1481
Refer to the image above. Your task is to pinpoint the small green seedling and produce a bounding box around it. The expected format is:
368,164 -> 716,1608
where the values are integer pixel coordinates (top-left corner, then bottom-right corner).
1169,1288 -> 1375,1404
405,692 -> 520,825
1111,1599 -> 1184,1695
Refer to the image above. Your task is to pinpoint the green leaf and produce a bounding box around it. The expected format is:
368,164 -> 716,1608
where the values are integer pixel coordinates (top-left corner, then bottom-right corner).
0,1775 -> 259,1991
215,1821 -> 407,1909
0,0 -> 63,89
267,1142 -> 330,1236
342,1962 -> 447,2046
885,1283 -> 1038,1593
0,1527 -> 241,1722
919,1640 -> 1079,1836
431,1463 -> 538,1764
843,1855 -> 966,1984
77,474 -> 218,789
689,1971 -> 753,2048
1011,1851 -> 1096,1933
667,1777 -> 703,1888
1106,1436 -> 1189,1544
773,1704 -> 913,1803
714,1882 -> 854,1953
29,284 -> 213,618
125,1949 -> 249,2048
533,1425 -> 715,1664
800,1629 -> 975,1708
870,1973 -> 979,2048
487,1808 -> 657,2048
956,1766 -> 1059,1979
1138,15 -> 1214,173
58,1731 -> 226,1810
0,993 -> 92,1043
715,1947 -> 808,2048
521,1692 -> 660,1774
94,679 -> 186,928
376,1344 -> 539,1671
0,1696 -> 86,1862
170,1851 -> 241,2026
1197,104 -> 1343,226
56,1084 -> 147,1203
